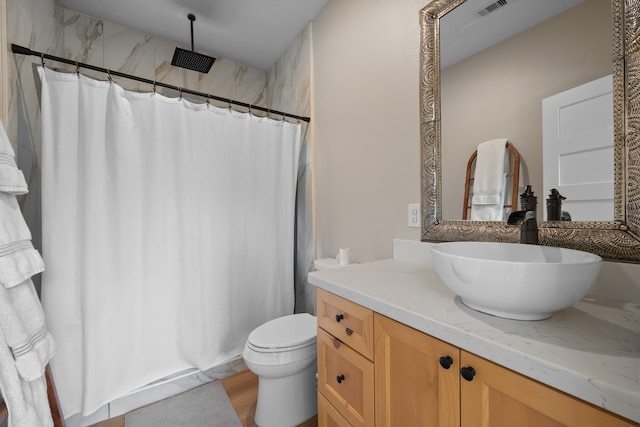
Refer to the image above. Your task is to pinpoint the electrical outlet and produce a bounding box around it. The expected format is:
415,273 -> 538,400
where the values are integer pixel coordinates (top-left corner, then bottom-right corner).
408,203 -> 421,228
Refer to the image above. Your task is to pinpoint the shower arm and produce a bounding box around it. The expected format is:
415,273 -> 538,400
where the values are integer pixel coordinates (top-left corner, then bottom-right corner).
189,13 -> 196,52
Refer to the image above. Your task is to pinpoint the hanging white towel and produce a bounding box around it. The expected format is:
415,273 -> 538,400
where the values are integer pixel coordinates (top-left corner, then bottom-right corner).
0,193 -> 44,288
470,138 -> 508,221
0,122 -> 28,196
0,120 -> 52,426
0,327 -> 53,427
0,218 -> 53,427
0,277 -> 55,382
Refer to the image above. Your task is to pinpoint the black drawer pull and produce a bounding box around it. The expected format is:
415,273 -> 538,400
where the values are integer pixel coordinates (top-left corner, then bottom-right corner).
336,374 -> 345,384
461,366 -> 476,381
439,356 -> 453,369
336,314 -> 344,322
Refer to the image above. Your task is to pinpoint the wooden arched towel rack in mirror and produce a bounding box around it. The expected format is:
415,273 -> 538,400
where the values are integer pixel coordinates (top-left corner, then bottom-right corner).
462,142 -> 520,220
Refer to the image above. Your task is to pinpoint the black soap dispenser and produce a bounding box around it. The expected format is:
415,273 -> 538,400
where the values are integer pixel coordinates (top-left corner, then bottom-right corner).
520,185 -> 537,213
546,189 -> 566,221
520,186 -> 538,245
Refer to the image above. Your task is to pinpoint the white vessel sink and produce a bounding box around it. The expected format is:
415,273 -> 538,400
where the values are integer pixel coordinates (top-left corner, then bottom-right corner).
430,242 -> 602,320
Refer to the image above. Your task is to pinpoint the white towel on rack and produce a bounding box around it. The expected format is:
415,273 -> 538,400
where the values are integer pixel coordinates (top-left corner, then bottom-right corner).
0,121 -> 28,196
0,277 -> 55,382
0,328 -> 53,427
470,138 -> 508,221
0,131 -> 53,426
0,193 -> 44,288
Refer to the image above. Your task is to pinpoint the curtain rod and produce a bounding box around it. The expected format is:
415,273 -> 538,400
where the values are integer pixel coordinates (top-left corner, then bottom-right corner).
11,44 -> 311,123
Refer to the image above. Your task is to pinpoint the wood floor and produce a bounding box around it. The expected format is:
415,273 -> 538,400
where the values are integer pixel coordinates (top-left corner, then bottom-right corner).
91,369 -> 317,427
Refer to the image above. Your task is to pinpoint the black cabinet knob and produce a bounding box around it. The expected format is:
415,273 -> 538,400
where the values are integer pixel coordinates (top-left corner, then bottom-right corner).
335,314 -> 344,322
336,374 -> 345,384
439,356 -> 453,369
460,366 -> 476,381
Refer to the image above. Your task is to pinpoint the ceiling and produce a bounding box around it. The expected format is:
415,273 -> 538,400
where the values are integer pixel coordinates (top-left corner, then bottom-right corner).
60,0 -> 328,71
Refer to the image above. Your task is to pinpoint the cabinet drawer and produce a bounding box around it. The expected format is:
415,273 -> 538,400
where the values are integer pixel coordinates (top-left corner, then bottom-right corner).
316,288 -> 374,360
318,392 -> 352,427
318,328 -> 374,427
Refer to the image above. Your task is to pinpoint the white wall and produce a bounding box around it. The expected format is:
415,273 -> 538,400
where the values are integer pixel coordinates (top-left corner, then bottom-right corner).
312,0 -> 426,263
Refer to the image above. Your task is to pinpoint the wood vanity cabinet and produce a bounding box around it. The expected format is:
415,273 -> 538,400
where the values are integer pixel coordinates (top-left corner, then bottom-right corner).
317,290 -> 637,427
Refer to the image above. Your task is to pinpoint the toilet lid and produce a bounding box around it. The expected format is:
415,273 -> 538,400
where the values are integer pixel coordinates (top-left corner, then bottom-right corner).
248,313 -> 317,350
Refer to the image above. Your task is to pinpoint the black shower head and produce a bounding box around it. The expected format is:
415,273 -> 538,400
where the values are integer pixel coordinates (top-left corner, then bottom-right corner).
171,14 -> 216,73
171,47 -> 215,73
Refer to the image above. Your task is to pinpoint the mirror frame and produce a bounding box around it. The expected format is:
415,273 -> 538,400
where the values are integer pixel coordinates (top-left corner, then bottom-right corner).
419,0 -> 640,262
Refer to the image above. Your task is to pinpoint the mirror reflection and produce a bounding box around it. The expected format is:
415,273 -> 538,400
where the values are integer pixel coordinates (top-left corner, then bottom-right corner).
439,0 -> 613,221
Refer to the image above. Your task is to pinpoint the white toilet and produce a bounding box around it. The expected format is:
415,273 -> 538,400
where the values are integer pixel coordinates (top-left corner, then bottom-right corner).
243,312 -> 318,427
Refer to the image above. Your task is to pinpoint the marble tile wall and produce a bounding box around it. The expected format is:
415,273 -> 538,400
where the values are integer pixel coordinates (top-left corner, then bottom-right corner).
266,24 -> 311,118
62,9 -> 267,107
266,25 -> 315,315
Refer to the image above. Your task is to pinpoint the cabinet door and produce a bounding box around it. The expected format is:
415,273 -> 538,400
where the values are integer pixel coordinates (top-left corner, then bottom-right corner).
374,314 -> 460,427
460,351 -> 637,427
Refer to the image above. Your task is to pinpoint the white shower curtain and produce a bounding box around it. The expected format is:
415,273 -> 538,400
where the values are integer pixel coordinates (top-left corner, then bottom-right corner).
38,68 -> 301,417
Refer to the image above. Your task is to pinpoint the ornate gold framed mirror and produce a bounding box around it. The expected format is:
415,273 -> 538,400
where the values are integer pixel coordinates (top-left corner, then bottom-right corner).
419,0 -> 640,262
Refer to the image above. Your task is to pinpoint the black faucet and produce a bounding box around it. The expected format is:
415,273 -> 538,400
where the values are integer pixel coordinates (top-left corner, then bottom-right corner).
507,185 -> 539,244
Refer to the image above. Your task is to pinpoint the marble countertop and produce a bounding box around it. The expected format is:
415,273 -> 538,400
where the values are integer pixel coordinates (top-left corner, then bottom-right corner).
308,259 -> 640,423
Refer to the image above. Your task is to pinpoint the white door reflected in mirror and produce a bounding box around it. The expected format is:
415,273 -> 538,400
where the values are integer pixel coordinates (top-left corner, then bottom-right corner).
542,74 -> 614,221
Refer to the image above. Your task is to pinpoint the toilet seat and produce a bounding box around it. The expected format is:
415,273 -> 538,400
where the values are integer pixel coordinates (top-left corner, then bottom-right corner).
247,313 -> 316,353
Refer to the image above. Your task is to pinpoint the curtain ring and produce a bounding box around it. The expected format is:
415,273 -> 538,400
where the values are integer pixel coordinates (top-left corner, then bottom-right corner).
152,81 -> 157,94
228,100 -> 232,112
206,95 -> 210,106
107,70 -> 112,83
40,53 -> 45,67
178,87 -> 183,99
75,61 -> 80,76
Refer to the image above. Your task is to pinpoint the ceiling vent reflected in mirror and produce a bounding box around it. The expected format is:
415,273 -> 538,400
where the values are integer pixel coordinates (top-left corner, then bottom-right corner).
441,0 -> 585,69
475,0 -> 514,18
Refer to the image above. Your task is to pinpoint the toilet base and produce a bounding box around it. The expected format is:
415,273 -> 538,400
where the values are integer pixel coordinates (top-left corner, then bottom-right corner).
254,361 -> 317,427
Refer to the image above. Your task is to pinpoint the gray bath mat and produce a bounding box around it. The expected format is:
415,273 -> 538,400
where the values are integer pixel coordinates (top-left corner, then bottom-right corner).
124,381 -> 242,427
